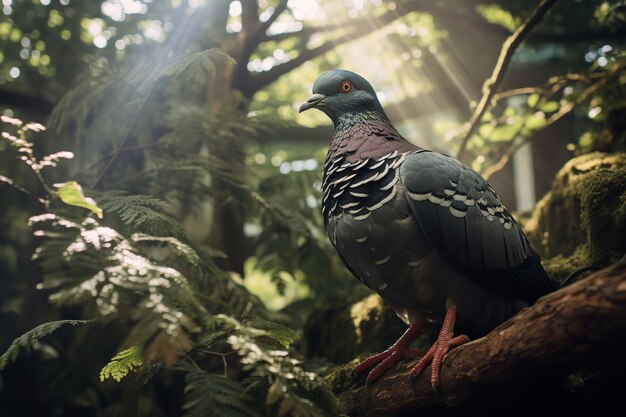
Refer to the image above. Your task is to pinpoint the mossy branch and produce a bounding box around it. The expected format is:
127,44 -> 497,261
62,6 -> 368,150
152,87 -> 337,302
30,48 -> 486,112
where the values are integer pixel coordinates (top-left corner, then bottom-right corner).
338,261 -> 626,416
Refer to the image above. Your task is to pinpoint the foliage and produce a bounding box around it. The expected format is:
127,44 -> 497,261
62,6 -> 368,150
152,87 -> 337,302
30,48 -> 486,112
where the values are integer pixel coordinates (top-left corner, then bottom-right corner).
54,181 -> 103,218
223,315 -> 341,417
1,69 -> 340,415
462,49 -> 626,177
0,320 -> 88,370
178,357 -> 260,417
94,190 -> 183,236
100,346 -> 144,382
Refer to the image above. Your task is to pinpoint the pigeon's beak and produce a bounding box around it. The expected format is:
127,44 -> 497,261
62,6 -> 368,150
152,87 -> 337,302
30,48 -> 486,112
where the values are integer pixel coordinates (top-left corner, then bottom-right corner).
299,93 -> 326,113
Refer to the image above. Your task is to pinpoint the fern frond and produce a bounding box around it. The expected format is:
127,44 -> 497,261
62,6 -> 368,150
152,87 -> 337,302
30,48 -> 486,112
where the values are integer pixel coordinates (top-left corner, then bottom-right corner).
131,233 -> 201,267
157,49 -> 235,87
31,214 -> 206,366
178,358 -> 260,417
94,190 -> 183,236
0,320 -> 88,369
242,317 -> 299,349
47,68 -> 122,135
220,317 -> 342,417
100,346 -> 144,382
269,379 -> 324,417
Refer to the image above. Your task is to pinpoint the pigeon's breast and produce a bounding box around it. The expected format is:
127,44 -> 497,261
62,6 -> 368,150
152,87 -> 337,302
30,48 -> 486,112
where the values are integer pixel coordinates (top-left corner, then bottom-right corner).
322,151 -> 434,308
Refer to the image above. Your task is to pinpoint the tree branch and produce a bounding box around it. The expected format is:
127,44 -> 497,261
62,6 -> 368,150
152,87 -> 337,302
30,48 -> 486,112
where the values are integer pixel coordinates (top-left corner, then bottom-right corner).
427,3 -> 626,45
247,3 -> 422,94
241,0 -> 259,31
90,82 -> 161,189
339,260 -> 626,416
456,0 -> 558,162
481,75 -> 607,180
256,0 -> 289,36
247,32 -> 354,94
262,3 -> 625,46
261,26 -> 325,43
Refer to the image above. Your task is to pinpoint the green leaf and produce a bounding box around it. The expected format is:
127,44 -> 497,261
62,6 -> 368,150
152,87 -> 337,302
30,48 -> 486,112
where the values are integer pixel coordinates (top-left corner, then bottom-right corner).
490,123 -> 521,141
525,112 -> 546,130
131,234 -> 200,266
503,106 -> 517,118
178,358 -> 260,417
475,4 -> 520,32
53,181 -> 103,218
100,346 -> 144,382
0,320 -> 88,369
478,123 -> 494,137
140,49 -> 236,90
95,191 -> 182,236
527,93 -> 540,108
243,317 -> 300,348
539,101 -> 559,113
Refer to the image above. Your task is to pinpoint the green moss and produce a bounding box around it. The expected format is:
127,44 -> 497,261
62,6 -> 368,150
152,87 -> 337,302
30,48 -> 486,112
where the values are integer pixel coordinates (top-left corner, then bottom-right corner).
579,164 -> 626,262
349,294 -> 384,343
303,295 -> 405,364
523,152 -> 626,263
325,359 -> 361,394
542,245 -> 592,283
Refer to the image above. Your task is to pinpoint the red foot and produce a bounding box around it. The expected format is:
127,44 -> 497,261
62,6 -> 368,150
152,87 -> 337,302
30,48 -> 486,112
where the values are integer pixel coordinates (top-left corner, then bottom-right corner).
353,322 -> 424,386
409,305 -> 469,391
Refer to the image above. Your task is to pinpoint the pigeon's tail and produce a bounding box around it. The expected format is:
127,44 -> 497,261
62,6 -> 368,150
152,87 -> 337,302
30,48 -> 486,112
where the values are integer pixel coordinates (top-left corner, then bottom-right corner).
559,254 -> 626,288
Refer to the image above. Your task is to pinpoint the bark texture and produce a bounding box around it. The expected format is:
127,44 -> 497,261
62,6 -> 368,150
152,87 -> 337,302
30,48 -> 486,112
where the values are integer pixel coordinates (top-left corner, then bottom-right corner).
338,261 -> 626,417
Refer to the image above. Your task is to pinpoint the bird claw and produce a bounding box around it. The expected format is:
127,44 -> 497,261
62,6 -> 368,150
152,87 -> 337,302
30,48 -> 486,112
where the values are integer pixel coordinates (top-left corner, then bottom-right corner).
431,382 -> 440,395
409,335 -> 468,389
356,347 -> 423,385
409,306 -> 469,391
352,323 -> 424,385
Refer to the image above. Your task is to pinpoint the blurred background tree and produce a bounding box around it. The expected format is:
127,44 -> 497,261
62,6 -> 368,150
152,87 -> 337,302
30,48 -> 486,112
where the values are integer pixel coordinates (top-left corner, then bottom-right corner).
0,0 -> 625,416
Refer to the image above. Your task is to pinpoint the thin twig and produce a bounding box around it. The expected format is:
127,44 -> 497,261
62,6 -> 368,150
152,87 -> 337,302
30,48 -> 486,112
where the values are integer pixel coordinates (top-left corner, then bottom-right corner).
482,79 -> 606,180
90,86 -> 159,189
492,87 -> 547,102
255,0 -> 289,37
204,350 -> 237,377
456,0 -> 558,161
81,142 -> 165,175
0,175 -> 48,206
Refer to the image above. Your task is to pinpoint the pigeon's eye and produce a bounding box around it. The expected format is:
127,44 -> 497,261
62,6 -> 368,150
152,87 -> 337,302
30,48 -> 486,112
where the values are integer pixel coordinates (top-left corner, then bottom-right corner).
340,80 -> 353,93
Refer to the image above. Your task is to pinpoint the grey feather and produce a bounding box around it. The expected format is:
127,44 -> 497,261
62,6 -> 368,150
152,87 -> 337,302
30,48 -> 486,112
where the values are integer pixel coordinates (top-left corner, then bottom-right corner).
401,150 -> 553,301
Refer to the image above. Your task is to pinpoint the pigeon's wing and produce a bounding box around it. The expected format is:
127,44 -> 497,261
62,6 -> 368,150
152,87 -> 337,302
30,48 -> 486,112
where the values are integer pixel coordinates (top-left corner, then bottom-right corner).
401,150 -> 554,302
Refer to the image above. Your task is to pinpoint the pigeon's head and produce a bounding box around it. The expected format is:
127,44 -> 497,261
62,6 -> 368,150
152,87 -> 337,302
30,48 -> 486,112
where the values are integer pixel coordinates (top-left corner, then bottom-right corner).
299,69 -> 387,123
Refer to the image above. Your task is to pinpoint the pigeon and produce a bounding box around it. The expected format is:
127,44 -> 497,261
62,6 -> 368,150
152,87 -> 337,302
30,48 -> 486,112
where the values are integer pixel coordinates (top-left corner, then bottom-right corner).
299,69 -> 555,389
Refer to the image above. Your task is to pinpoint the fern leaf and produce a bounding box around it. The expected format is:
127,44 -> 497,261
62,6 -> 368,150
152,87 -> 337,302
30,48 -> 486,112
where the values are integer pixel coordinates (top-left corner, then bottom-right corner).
158,49 -> 235,86
0,320 -> 88,369
178,358 -> 260,417
94,191 -> 183,236
131,233 -> 201,267
226,319 -> 342,417
100,346 -> 144,382
242,317 -> 299,349
32,214 -> 204,367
